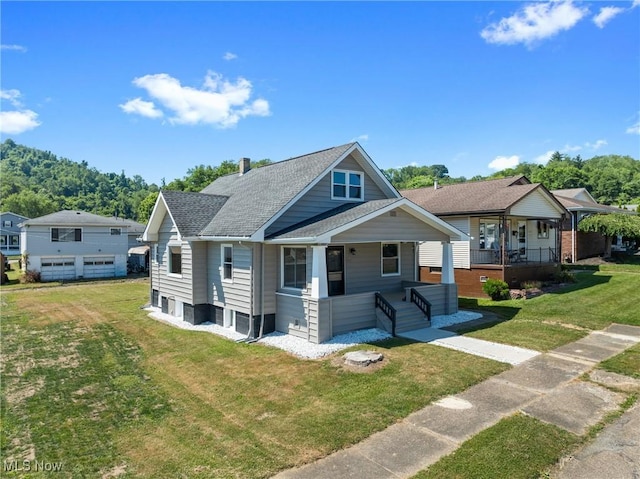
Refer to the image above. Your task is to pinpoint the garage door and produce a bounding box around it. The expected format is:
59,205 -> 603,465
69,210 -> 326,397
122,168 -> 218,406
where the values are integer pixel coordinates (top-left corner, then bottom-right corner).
83,257 -> 116,279
41,258 -> 76,281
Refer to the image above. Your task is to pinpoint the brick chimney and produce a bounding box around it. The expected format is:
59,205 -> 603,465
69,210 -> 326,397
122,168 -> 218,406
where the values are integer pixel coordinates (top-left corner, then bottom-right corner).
239,157 -> 251,175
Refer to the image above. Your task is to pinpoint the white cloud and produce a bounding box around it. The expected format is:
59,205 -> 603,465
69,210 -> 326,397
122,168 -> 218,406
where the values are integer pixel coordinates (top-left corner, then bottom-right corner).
562,143 -> 582,152
123,71 -> 270,128
627,121 -> 640,135
534,150 -> 555,165
0,89 -> 41,134
586,139 -> 608,149
593,6 -> 624,28
0,110 -> 41,135
223,52 -> 238,61
119,98 -> 164,119
480,1 -> 588,48
632,0 -> 640,8
351,134 -> 369,142
488,155 -> 520,170
1,44 -> 27,52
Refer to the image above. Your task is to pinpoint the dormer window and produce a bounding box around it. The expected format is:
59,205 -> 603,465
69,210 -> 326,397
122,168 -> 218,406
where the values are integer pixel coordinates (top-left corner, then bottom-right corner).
332,170 -> 363,200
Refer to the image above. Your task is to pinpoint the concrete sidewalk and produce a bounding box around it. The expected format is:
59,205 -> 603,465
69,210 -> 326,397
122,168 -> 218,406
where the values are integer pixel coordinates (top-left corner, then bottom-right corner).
273,323 -> 640,479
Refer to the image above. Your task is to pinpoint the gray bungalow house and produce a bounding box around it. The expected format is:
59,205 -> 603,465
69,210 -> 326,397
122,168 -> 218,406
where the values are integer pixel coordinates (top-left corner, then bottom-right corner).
143,143 -> 465,343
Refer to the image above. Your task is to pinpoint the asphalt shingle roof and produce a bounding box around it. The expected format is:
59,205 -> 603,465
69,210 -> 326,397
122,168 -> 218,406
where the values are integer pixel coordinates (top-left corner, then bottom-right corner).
160,190 -> 228,237
196,143 -> 356,237
22,210 -> 132,227
400,176 -> 540,216
552,194 -> 632,214
268,198 -> 401,240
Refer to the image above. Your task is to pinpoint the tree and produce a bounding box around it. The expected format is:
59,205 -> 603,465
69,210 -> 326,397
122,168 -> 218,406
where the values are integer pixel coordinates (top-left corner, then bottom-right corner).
578,213 -> 640,257
137,192 -> 159,223
0,190 -> 57,218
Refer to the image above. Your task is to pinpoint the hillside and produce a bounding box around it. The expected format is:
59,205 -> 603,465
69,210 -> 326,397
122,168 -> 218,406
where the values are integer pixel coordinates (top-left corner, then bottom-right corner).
0,139 -> 158,220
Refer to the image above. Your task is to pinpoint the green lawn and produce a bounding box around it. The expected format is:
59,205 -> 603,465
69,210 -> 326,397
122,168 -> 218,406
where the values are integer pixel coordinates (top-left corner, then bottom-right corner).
2,265 -> 639,478
457,266 -> 640,351
1,280 -> 507,478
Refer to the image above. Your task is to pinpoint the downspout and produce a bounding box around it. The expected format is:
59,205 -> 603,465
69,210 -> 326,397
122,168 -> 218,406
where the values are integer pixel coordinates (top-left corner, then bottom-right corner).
571,212 -> 576,263
246,242 -> 267,344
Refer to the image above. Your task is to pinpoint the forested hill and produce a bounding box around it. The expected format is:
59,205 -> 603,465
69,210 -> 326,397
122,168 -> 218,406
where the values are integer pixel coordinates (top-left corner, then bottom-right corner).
1,139 -> 638,222
0,139 -> 158,220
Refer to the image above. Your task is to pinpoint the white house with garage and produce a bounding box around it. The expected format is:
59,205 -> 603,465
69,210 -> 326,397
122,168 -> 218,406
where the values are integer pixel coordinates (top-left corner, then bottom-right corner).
20,210 -> 143,281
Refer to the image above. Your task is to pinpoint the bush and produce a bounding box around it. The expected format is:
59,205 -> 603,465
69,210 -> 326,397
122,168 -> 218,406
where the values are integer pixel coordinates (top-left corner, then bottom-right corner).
521,280 -> 542,290
20,270 -> 41,284
482,278 -> 510,301
554,269 -> 576,283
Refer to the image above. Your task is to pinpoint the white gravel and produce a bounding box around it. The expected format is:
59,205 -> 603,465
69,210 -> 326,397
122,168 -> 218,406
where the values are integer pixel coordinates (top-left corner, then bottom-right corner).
146,306 -> 485,360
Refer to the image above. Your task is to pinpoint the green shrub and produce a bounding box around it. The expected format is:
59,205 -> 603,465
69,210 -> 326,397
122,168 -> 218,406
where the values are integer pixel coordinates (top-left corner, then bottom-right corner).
521,280 -> 542,290
482,278 -> 510,301
554,270 -> 576,283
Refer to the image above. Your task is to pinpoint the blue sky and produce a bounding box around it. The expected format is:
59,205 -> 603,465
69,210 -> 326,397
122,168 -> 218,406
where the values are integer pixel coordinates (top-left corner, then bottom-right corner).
2,1 -> 639,186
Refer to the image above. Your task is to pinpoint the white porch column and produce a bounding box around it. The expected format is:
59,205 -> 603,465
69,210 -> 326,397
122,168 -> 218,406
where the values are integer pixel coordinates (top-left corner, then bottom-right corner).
310,245 -> 328,299
441,242 -> 455,284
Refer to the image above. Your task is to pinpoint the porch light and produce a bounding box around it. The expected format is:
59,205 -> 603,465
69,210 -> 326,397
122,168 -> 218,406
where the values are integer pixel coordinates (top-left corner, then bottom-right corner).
350,248 -> 357,255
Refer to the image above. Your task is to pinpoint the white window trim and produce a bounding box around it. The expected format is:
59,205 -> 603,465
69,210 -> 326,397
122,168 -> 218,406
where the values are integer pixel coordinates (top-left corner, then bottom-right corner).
331,169 -> 364,201
50,227 -> 83,243
221,244 -> 233,283
381,242 -> 401,277
280,245 -> 308,291
167,244 -> 182,278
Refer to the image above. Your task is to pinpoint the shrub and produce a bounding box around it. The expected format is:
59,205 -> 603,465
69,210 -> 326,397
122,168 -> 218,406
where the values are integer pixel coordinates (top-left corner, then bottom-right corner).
20,270 -> 41,284
521,280 -> 543,290
482,278 -> 510,301
554,269 -> 576,283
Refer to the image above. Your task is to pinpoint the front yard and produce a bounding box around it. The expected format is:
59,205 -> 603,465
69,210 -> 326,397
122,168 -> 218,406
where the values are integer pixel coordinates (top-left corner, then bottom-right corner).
1,264 -> 639,478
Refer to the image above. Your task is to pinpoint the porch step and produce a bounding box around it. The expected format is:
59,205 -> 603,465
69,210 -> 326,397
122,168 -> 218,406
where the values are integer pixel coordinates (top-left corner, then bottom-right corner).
377,300 -> 431,334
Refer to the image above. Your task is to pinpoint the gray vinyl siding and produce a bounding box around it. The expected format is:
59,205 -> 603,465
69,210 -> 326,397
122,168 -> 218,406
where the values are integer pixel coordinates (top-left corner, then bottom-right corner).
153,213 -> 193,305
22,224 -> 128,257
252,243 -> 278,315
342,242 -> 415,294
406,283 -> 458,316
333,209 -> 450,243
191,241 -> 208,304
275,293 -> 309,340
327,293 -> 377,336
266,155 -> 389,236
208,241 -> 253,315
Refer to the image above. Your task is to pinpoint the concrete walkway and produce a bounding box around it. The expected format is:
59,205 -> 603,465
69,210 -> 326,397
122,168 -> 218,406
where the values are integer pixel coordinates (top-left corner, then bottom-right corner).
398,327 -> 540,365
273,323 -> 640,479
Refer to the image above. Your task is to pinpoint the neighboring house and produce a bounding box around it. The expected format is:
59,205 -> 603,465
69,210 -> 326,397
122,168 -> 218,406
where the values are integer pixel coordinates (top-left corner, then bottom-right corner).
1,212 -> 29,255
143,143 -> 465,343
112,217 -> 149,272
551,188 -> 636,261
20,211 -> 140,281
402,176 -> 569,297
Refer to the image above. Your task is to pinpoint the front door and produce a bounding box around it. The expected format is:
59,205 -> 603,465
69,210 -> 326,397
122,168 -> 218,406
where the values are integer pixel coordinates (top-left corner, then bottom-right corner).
326,246 -> 345,296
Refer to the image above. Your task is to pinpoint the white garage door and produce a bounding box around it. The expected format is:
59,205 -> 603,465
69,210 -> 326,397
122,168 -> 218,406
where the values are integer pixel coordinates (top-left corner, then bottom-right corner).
41,258 -> 76,281
83,257 -> 116,279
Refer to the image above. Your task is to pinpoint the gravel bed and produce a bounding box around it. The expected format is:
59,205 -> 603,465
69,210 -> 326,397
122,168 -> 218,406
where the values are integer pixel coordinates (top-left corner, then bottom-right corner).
147,306 -> 484,360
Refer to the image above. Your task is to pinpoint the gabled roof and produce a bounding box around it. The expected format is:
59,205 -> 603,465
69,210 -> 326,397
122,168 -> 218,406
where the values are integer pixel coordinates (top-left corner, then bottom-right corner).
552,192 -> 634,215
267,198 -> 465,242
0,212 -> 30,221
145,142 -> 400,241
400,176 -> 564,216
21,210 -> 131,227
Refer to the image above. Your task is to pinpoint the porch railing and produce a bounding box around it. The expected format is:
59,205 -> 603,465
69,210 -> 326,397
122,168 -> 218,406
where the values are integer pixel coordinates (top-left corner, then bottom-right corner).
410,288 -> 432,322
375,292 -> 396,337
471,247 -> 558,265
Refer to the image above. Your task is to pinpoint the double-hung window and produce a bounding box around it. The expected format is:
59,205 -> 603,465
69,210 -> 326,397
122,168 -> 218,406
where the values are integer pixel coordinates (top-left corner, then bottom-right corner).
283,247 -> 307,289
168,245 -> 182,275
479,221 -> 498,250
51,228 -> 82,242
222,244 -> 233,281
332,170 -> 363,200
110,228 -> 122,236
381,243 -> 400,276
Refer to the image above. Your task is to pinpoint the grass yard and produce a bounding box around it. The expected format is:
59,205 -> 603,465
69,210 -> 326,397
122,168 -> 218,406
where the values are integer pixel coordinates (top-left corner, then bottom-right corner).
1,280 -> 507,478
458,265 -> 640,351
413,414 -> 579,479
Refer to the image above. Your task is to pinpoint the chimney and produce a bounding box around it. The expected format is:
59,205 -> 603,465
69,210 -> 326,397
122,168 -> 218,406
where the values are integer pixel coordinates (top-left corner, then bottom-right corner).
239,157 -> 251,175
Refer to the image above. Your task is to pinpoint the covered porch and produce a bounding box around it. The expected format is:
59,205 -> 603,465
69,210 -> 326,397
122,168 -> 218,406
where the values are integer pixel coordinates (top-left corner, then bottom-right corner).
267,198 -> 464,343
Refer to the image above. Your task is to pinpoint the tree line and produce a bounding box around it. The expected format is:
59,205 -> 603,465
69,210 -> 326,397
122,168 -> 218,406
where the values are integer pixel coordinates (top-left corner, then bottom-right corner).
1,138 -> 638,224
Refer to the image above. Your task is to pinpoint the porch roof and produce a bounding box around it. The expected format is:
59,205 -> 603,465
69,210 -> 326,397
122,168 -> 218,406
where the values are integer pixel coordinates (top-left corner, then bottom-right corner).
266,198 -> 465,243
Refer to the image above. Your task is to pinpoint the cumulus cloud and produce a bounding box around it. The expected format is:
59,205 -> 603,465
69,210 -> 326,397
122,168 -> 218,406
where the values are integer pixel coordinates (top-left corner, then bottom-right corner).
633,0 -> 640,8
593,6 -> 625,28
223,52 -> 238,61
1,44 -> 27,52
534,150 -> 555,165
351,134 -> 369,142
121,71 -> 270,128
488,155 -> 520,170
0,89 -> 41,135
627,121 -> 640,135
480,1 -> 588,48
586,139 -> 608,149
119,98 -> 164,119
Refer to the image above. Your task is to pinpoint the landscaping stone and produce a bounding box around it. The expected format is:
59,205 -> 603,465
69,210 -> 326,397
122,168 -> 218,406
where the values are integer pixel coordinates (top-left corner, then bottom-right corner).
343,350 -> 383,367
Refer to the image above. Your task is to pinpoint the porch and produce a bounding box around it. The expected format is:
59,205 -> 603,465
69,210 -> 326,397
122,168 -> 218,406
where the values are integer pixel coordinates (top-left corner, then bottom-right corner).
275,281 -> 458,344
470,246 -> 559,265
